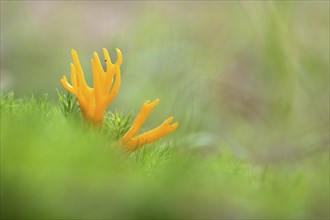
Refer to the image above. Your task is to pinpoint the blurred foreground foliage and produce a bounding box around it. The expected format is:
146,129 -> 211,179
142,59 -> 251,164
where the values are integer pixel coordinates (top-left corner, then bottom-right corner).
1,92 -> 329,219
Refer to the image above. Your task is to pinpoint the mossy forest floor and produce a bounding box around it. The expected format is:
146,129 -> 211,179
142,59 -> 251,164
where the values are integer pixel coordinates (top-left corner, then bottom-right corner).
1,92 -> 329,219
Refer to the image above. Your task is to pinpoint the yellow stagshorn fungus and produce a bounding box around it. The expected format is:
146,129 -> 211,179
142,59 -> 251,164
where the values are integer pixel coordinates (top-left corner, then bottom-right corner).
61,48 -> 122,125
60,48 -> 178,150
121,99 -> 178,151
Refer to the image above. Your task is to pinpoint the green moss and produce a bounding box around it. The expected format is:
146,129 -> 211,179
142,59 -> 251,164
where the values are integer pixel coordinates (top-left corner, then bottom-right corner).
1,92 -> 328,219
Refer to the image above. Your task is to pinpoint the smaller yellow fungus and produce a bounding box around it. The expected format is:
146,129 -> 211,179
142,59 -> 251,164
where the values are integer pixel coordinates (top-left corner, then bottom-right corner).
120,99 -> 179,151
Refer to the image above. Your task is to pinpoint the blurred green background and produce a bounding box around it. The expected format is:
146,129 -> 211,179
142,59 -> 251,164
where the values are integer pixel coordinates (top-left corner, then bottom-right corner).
1,1 -> 329,219
2,0 -> 328,158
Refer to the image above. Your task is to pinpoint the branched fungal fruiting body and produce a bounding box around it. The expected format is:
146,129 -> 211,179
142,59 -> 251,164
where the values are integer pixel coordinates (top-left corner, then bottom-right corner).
60,48 -> 122,125
120,99 -> 179,151
60,48 -> 178,150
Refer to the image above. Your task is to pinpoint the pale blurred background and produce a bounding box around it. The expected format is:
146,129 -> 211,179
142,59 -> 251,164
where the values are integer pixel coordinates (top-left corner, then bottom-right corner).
1,2 -> 329,219
1,1 -> 329,160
